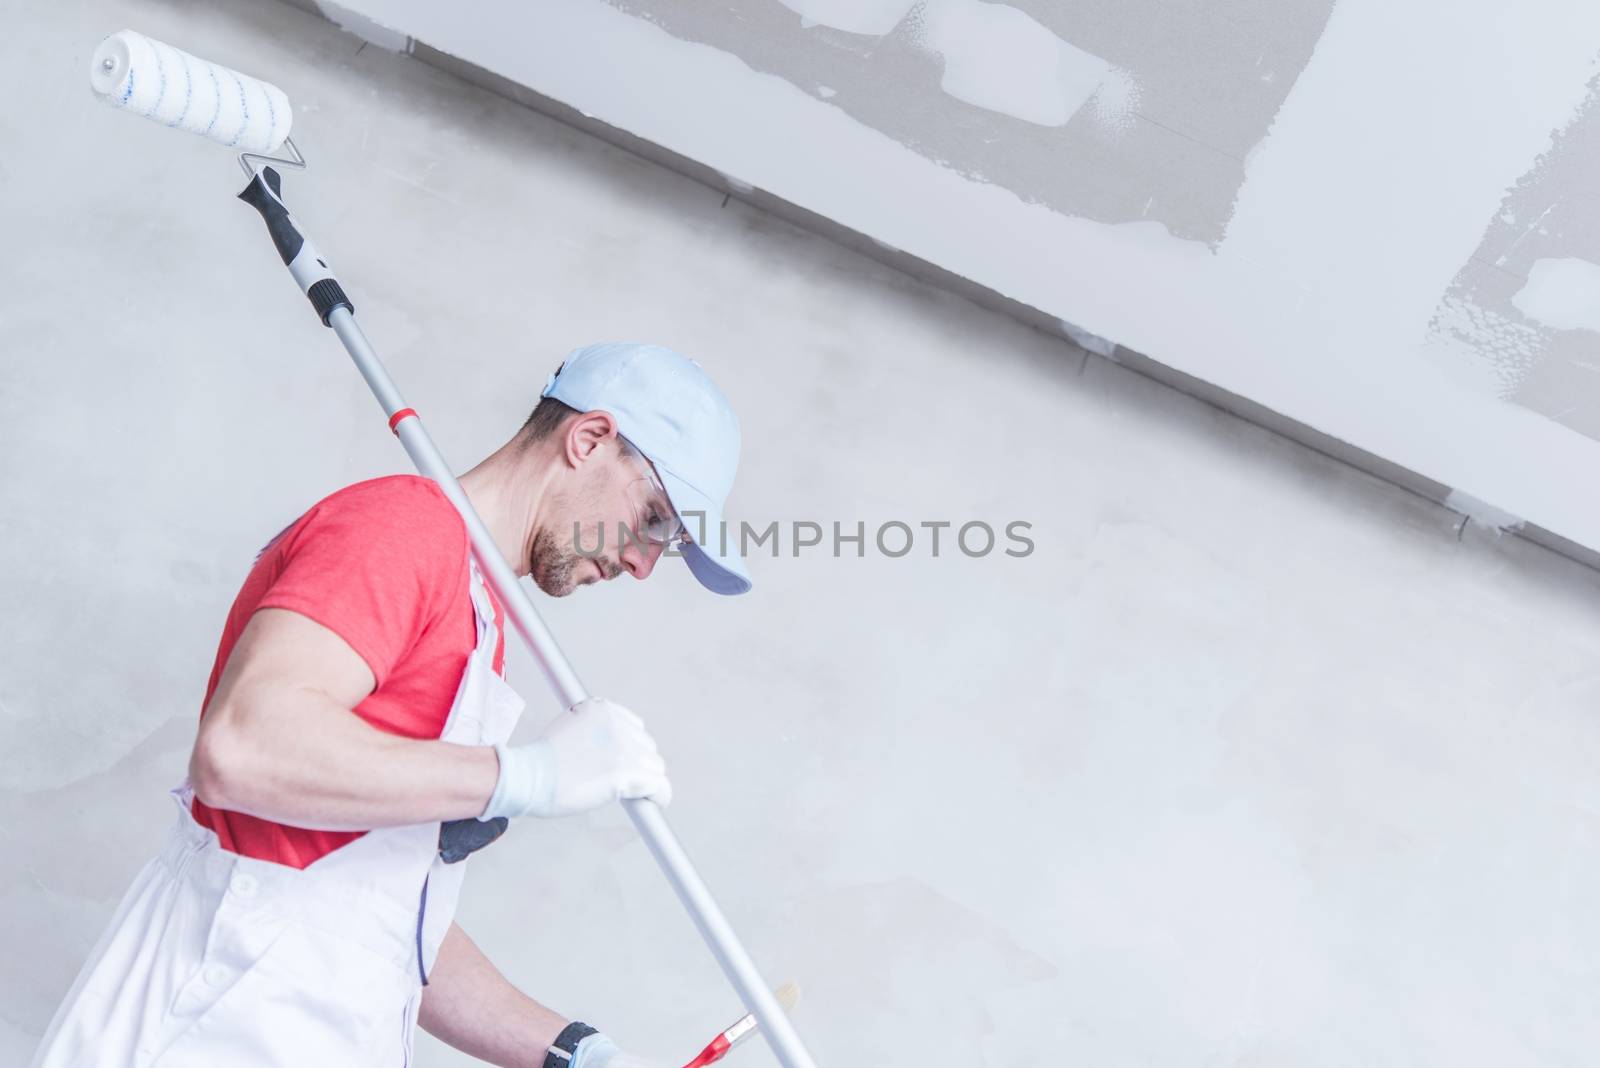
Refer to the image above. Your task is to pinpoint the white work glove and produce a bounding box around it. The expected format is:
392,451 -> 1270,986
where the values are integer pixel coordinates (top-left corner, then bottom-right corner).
570,1033 -> 666,1068
479,697 -> 671,820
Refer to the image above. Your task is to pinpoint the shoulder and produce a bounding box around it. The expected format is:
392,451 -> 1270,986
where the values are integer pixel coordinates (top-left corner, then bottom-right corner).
290,475 -> 466,566
319,474 -> 454,517
252,476 -> 471,687
312,476 -> 461,534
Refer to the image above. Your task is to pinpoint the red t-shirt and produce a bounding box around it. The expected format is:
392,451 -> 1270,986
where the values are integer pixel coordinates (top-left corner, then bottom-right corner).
191,474 -> 504,869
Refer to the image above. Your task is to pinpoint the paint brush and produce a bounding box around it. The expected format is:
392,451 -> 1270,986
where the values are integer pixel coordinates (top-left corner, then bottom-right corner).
682,982 -> 801,1068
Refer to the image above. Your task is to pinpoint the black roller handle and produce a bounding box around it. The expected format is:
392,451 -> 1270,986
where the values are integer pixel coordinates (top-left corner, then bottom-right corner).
238,166 -> 353,326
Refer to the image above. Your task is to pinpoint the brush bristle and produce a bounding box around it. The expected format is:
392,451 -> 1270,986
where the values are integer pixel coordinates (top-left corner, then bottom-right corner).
774,981 -> 800,1010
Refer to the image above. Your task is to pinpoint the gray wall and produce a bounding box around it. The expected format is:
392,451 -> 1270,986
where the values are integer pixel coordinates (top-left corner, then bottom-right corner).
6,2 -> 1600,1065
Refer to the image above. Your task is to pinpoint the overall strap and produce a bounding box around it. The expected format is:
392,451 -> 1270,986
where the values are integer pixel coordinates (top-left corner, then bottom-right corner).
465,556 -> 506,677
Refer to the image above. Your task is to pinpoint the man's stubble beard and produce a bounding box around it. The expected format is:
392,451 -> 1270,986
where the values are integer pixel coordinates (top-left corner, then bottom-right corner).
528,525 -> 582,597
528,524 -> 620,596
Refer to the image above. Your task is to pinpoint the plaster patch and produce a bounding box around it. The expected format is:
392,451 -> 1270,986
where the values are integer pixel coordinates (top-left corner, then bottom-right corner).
909,0 -> 1111,128
1059,318 -> 1118,359
1445,489 -> 1524,533
1512,257 -> 1600,333
312,1 -> 412,52
716,170 -> 755,194
1425,292 -> 1544,397
1088,67 -> 1143,133
776,0 -> 917,36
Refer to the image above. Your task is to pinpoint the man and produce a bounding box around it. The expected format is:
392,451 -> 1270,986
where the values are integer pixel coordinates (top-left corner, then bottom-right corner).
33,342 -> 751,1067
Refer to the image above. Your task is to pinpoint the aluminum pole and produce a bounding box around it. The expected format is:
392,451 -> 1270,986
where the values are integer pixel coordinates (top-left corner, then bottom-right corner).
324,307 -> 819,1068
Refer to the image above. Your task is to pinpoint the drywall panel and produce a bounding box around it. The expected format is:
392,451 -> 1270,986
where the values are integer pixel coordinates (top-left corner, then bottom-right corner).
311,0 -> 1600,559
602,0 -> 1336,245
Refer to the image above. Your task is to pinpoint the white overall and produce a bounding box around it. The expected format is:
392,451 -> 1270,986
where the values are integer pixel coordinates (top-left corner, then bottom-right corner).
32,560 -> 525,1068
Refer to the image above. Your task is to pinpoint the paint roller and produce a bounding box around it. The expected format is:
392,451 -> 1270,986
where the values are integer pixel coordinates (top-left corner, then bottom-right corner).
89,30 -> 819,1068
91,31 -> 292,153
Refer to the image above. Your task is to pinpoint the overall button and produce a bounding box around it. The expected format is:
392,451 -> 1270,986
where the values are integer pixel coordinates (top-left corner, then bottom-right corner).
229,872 -> 258,898
203,964 -> 231,988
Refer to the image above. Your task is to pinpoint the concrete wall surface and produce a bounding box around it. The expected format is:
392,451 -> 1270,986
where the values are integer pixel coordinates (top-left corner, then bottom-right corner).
5,2 -> 1600,1065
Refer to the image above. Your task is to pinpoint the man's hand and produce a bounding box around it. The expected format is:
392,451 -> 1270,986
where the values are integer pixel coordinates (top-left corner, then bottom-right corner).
479,697 -> 672,820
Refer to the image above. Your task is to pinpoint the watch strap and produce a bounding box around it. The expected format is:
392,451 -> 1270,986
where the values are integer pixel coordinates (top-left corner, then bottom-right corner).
543,1021 -> 600,1068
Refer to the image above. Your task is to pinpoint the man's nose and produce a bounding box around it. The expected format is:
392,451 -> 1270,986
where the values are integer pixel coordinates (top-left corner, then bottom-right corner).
620,538 -> 665,580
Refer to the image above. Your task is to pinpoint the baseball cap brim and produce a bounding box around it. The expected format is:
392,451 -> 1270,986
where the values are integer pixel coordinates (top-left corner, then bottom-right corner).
655,466 -> 752,595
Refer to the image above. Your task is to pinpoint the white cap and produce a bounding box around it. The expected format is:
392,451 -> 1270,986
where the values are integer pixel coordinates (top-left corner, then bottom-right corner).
541,342 -> 752,595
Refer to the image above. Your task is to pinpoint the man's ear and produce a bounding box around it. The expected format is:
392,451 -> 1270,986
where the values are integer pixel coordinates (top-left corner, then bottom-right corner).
562,410 -> 620,469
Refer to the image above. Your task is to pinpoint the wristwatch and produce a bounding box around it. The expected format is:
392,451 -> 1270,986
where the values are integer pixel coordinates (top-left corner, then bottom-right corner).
543,1021 -> 600,1068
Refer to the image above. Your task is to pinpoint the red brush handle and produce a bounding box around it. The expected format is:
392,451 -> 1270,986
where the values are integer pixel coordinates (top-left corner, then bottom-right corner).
683,1033 -> 733,1068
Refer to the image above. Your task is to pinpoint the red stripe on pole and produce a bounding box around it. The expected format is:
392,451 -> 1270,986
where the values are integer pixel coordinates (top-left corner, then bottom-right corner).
388,408 -> 417,434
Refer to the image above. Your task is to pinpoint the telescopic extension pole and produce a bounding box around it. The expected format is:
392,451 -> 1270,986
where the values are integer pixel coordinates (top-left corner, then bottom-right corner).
238,161 -> 819,1068
88,26 -> 815,1063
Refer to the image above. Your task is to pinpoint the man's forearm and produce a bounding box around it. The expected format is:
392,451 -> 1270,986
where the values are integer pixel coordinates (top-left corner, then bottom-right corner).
190,683 -> 499,830
420,922 -> 567,1068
